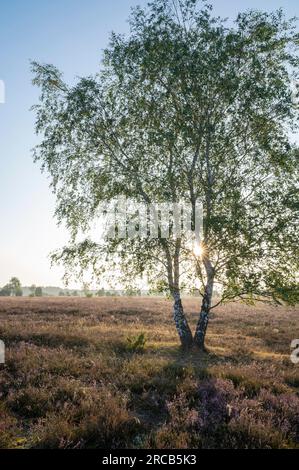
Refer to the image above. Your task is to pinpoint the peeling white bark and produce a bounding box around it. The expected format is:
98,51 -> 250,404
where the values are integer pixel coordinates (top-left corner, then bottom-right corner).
173,291 -> 193,349
194,258 -> 214,350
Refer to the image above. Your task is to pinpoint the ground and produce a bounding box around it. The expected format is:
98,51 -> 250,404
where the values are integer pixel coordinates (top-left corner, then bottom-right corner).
0,297 -> 298,449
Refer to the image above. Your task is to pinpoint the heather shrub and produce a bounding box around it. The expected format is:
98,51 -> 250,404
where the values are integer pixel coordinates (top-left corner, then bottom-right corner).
198,380 -> 299,448
220,363 -> 289,396
119,356 -> 166,394
147,393 -> 199,449
224,372 -> 263,398
0,404 -> 21,448
258,390 -> 299,443
227,410 -> 288,449
197,379 -> 238,429
230,345 -> 253,363
148,428 -> 191,449
31,387 -> 143,449
149,363 -> 197,397
284,372 -> 299,389
149,378 -> 299,449
8,386 -> 52,418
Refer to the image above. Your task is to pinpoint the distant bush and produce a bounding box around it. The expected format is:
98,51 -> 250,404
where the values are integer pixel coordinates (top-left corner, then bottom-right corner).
35,287 -> 43,297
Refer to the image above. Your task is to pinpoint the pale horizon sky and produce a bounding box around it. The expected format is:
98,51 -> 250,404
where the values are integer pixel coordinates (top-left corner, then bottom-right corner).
0,0 -> 298,289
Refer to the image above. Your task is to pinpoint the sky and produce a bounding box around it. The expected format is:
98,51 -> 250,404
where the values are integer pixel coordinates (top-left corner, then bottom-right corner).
0,0 -> 298,289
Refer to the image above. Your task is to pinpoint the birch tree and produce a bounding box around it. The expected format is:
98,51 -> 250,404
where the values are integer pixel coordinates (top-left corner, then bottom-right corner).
32,0 -> 298,350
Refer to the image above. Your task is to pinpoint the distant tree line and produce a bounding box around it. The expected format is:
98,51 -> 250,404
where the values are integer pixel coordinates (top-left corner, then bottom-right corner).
0,279 -> 45,297
0,278 -> 213,298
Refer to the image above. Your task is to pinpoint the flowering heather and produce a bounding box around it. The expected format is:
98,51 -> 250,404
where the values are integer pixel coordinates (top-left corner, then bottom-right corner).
0,297 -> 298,449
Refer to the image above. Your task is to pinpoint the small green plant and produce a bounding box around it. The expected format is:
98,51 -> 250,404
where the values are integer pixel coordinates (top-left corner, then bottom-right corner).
126,333 -> 146,353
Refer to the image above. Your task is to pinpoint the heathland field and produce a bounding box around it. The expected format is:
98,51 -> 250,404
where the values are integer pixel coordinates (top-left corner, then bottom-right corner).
0,297 -> 298,449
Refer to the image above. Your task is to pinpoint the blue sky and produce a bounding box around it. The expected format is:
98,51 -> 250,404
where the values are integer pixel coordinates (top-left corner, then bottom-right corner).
0,0 -> 298,288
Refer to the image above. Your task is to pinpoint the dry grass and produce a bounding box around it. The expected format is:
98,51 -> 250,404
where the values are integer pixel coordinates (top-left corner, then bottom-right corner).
0,297 -> 298,449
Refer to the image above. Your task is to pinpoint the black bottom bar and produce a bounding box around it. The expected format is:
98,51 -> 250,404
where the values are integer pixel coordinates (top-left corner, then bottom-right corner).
0,449 -> 296,467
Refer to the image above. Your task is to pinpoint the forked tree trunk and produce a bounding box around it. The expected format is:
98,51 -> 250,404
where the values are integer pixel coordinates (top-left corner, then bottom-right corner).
194,260 -> 214,351
173,291 -> 193,350
166,239 -> 193,350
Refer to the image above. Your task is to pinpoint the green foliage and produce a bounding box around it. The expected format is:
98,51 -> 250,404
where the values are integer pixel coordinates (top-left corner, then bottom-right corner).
126,333 -> 147,353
